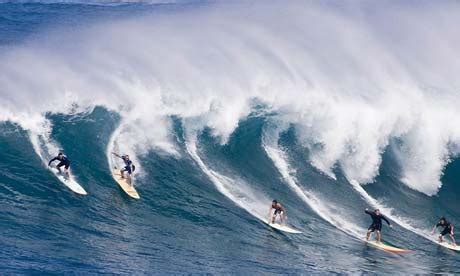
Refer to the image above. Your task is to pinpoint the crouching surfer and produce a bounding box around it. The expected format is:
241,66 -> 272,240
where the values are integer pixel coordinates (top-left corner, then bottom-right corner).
48,152 -> 71,179
365,208 -> 393,243
269,200 -> 286,224
432,217 -> 456,246
112,152 -> 136,185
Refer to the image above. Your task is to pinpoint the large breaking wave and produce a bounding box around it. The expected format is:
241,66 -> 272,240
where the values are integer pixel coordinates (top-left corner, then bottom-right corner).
2,1 -> 460,196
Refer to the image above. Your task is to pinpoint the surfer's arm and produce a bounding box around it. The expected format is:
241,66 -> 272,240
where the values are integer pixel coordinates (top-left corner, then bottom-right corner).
268,207 -> 273,222
431,224 -> 440,234
364,209 -> 372,216
382,216 -> 391,226
48,157 -> 57,166
112,152 -> 122,159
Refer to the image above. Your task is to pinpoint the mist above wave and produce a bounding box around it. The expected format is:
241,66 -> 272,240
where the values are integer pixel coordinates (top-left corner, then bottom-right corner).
1,1 -> 460,195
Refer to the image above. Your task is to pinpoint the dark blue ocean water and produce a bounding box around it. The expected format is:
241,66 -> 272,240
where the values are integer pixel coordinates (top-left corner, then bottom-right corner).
1,2 -> 460,274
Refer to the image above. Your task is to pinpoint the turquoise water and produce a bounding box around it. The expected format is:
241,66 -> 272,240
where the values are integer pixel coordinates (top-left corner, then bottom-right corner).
1,1 -> 460,274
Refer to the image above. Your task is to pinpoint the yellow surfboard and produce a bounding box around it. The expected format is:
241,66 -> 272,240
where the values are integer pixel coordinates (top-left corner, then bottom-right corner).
366,240 -> 411,253
112,169 -> 140,199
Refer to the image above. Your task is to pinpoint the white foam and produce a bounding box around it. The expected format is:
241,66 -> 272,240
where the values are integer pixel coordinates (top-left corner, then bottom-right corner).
1,1 -> 460,195
107,122 -> 144,179
262,129 -> 364,239
348,179 -> 436,243
27,119 -> 60,163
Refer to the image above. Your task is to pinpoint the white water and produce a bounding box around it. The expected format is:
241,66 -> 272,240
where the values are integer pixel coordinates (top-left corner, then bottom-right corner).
1,1 -> 460,195
348,179 -> 436,242
262,120 -> 439,244
106,121 -> 146,180
262,131 -> 364,239
27,121 -> 87,193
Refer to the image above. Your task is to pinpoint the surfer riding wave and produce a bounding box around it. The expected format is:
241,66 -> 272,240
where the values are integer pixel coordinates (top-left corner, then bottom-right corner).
112,152 -> 136,181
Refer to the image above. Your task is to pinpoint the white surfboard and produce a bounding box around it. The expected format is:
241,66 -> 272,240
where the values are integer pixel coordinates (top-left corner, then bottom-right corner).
436,240 -> 460,251
366,240 -> 411,253
267,222 -> 302,234
50,167 -> 87,195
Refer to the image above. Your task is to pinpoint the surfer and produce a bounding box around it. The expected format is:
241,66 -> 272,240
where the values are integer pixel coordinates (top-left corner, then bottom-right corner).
112,152 -> 136,181
48,152 -> 70,177
269,200 -> 286,224
365,208 -> 392,243
432,217 -> 456,246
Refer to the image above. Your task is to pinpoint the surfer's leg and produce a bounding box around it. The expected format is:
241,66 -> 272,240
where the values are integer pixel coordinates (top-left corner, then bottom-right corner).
366,224 -> 375,240
440,228 -> 449,242
366,230 -> 372,241
127,167 -> 133,185
122,166 -> 133,184
56,161 -> 65,173
63,163 -> 70,177
449,234 -> 456,245
376,231 -> 381,243
120,166 -> 131,179
127,173 -> 133,186
273,211 -> 280,223
450,227 -> 456,245
376,224 -> 383,242
272,210 -> 278,223
449,228 -> 456,245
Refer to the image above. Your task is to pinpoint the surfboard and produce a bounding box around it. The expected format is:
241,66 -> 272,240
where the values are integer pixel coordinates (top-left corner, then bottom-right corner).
366,240 -> 410,253
112,169 -> 140,199
267,222 -> 302,234
51,167 -> 87,195
437,240 -> 460,251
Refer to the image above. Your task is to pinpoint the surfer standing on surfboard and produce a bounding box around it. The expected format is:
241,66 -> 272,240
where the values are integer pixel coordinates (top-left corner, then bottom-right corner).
48,152 -> 71,178
365,208 -> 392,243
432,217 -> 456,246
269,200 -> 286,224
112,152 -> 136,182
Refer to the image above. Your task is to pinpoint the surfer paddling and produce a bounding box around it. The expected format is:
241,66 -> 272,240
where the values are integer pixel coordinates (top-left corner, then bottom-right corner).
112,152 -> 136,183
365,208 -> 393,243
269,200 -> 286,224
432,217 -> 456,246
48,152 -> 71,178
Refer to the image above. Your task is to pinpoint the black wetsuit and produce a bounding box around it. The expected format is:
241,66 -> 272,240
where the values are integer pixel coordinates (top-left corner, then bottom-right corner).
437,221 -> 454,236
121,157 -> 135,175
365,210 -> 390,232
48,155 -> 70,170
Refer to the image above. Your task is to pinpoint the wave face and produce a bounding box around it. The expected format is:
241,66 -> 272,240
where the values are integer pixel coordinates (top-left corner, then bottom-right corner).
1,1 -> 460,274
